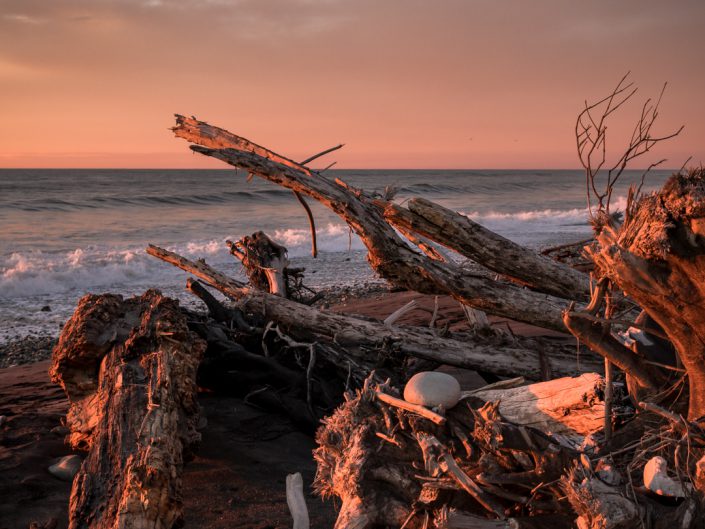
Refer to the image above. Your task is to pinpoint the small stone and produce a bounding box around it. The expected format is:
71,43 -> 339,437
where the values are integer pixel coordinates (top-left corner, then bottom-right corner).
48,455 -> 82,482
643,456 -> 686,497
403,371 -> 461,409
595,459 -> 621,486
40,305 -> 51,312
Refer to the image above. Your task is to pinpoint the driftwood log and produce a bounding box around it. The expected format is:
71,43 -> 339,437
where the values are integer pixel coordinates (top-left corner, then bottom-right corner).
146,244 -> 602,380
586,170 -> 705,420
382,198 -> 590,300
470,372 -> 611,437
50,290 -> 205,529
228,231 -> 289,296
171,115 -> 585,333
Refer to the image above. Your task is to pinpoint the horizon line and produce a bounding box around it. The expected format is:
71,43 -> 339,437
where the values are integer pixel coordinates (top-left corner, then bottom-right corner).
0,166 -> 683,172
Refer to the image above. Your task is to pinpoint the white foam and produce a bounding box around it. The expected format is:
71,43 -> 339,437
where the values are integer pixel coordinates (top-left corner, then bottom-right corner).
273,222 -> 366,255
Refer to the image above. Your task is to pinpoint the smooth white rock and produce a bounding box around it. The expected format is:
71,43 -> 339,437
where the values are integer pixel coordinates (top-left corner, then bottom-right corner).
403,371 -> 461,409
643,456 -> 686,497
48,454 -> 82,482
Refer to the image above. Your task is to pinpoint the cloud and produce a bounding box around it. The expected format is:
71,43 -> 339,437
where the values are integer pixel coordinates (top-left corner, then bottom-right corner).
2,13 -> 45,24
0,57 -> 47,79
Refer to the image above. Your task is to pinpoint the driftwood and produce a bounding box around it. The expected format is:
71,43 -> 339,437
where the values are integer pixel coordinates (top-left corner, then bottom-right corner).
146,244 -> 603,380
228,231 -> 289,296
171,115 -> 582,333
50,290 -> 205,529
313,377 -> 590,529
470,372 -> 611,437
383,198 -> 590,300
585,170 -> 705,420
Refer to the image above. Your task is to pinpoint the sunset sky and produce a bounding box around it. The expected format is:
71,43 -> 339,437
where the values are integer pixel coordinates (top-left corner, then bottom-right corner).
0,0 -> 703,169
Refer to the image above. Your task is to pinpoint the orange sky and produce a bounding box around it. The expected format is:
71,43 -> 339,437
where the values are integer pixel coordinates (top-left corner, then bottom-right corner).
0,0 -> 703,169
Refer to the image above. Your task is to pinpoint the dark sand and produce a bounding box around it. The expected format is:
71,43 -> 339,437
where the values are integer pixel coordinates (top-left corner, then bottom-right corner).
0,292 -> 573,528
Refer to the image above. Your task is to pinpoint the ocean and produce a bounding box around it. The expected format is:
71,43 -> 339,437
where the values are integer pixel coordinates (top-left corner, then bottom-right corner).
0,168 -> 672,342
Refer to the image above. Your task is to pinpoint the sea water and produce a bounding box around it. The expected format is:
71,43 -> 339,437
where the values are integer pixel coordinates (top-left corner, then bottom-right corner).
0,168 -> 672,342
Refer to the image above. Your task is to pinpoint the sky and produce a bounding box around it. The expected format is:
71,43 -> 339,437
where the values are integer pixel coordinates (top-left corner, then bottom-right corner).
0,0 -> 703,169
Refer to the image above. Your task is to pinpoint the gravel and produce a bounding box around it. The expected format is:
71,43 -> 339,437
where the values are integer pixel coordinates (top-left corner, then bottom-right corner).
0,335 -> 57,369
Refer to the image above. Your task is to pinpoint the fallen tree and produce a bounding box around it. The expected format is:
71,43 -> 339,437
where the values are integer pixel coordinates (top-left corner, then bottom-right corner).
50,290 -> 205,529
146,244 -> 602,380
172,114 -> 580,333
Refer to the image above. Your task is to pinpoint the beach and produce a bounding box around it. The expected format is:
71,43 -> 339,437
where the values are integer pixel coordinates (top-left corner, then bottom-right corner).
0,167 -> 675,528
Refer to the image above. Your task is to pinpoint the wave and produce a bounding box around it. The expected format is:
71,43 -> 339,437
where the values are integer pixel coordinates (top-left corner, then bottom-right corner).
0,224 -> 366,300
0,197 -> 627,301
3,188 -> 294,212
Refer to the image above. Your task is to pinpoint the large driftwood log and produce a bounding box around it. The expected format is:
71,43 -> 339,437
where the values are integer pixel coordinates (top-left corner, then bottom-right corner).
171,115 -> 578,332
50,290 -> 205,529
470,373 -> 608,437
383,198 -> 590,300
147,244 -> 603,380
582,170 -> 705,420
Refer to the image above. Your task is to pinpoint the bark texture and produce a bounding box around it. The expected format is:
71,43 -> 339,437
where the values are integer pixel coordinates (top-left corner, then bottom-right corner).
589,169 -> 705,419
50,290 -> 205,529
383,198 -> 590,300
471,373 -> 609,437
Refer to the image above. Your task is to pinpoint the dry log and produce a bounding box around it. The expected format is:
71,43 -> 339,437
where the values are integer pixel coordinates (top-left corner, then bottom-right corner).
172,115 -> 577,332
146,244 -> 603,380
588,170 -> 705,419
469,373 -> 609,437
383,198 -> 590,300
563,311 -> 665,391
186,277 -> 253,331
228,231 -> 289,296
50,290 -> 205,529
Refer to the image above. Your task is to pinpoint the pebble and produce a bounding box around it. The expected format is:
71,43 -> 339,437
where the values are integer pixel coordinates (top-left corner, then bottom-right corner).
403,371 -> 461,409
0,335 -> 57,369
48,455 -> 82,482
643,456 -> 686,497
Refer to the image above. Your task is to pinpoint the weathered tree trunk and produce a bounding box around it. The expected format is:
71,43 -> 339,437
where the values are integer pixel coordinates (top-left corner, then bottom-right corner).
470,372 -> 609,437
147,244 -> 603,380
50,290 -> 206,529
383,198 -> 590,300
228,231 -> 289,296
171,115 -> 579,332
584,170 -> 705,420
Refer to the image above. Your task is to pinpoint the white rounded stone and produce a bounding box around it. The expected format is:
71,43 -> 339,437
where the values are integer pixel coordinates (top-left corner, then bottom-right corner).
643,456 -> 685,497
403,371 -> 461,409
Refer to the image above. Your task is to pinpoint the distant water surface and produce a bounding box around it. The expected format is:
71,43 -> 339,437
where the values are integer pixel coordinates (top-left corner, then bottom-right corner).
0,168 -> 672,342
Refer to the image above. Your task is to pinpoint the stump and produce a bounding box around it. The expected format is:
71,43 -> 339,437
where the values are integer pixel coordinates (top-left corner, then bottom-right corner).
50,290 -> 206,529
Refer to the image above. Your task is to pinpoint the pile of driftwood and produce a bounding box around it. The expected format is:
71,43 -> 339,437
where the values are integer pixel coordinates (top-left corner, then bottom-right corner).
49,81 -> 705,528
